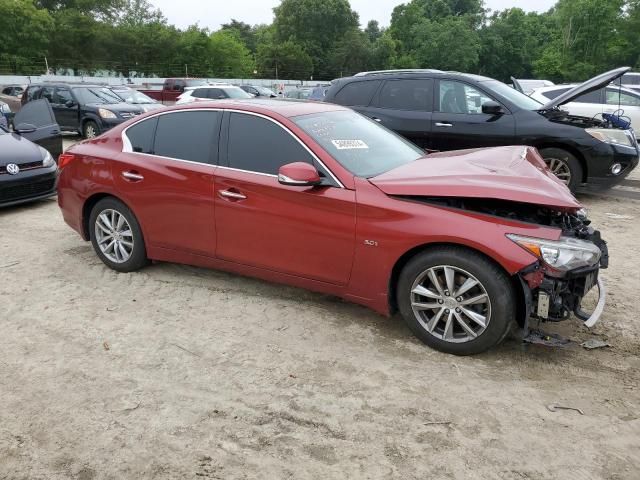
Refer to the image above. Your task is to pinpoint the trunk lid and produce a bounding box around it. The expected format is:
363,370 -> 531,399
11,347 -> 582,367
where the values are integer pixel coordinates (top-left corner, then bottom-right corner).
370,146 -> 581,209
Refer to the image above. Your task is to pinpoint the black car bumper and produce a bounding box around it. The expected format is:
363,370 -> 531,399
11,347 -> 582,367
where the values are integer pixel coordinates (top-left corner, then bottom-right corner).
0,167 -> 59,208
577,141 -> 639,192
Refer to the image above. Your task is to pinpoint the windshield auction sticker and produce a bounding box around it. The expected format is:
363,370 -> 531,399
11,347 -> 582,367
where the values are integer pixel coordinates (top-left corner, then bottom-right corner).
331,139 -> 369,150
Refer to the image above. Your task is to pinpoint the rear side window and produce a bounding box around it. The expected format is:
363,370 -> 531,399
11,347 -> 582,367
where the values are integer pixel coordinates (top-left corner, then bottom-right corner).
191,88 -> 209,99
40,86 -> 54,103
126,117 -> 158,154
377,79 -> 432,111
333,80 -> 380,106
574,90 -> 602,104
153,111 -> 221,164
227,113 -> 314,175
54,87 -> 73,104
208,88 -> 226,99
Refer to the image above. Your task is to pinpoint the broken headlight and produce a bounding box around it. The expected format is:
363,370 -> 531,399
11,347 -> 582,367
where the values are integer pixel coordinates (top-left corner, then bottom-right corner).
507,234 -> 601,272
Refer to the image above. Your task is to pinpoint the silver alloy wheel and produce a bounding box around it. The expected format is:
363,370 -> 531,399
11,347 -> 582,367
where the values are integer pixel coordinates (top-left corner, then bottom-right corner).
544,157 -> 572,185
85,123 -> 97,139
410,265 -> 491,343
94,209 -> 134,264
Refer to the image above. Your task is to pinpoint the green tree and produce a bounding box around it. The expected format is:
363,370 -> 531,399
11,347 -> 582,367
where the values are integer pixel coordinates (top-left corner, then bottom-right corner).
364,20 -> 381,43
221,19 -> 258,53
256,39 -> 313,79
327,29 -> 372,77
209,30 -> 255,77
412,16 -> 480,71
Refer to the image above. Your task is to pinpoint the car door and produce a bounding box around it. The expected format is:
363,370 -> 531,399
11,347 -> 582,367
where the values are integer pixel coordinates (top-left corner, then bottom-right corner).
12,99 -> 62,158
52,86 -> 79,130
363,79 -> 433,149
114,110 -> 221,256
214,111 -> 356,285
430,79 -> 516,151
604,88 -> 640,130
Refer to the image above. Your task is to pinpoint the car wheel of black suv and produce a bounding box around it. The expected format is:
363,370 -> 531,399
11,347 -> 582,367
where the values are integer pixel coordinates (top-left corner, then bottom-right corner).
89,197 -> 149,273
539,148 -> 583,191
397,247 -> 516,355
83,120 -> 100,139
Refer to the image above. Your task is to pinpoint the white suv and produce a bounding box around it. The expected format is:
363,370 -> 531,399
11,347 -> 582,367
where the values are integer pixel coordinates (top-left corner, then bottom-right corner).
176,85 -> 252,104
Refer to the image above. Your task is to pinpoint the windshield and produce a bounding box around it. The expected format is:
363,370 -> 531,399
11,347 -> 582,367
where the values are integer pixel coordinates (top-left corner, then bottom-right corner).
73,87 -> 122,105
293,110 -> 424,178
111,88 -> 156,104
225,87 -> 253,99
484,80 -> 542,110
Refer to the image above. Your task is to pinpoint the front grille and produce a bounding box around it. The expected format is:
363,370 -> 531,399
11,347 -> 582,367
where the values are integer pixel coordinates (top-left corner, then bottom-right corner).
0,161 -> 43,175
0,178 -> 55,202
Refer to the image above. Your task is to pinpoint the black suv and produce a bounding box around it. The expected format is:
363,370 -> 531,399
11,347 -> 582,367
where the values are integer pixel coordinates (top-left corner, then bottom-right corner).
325,68 -> 639,191
22,83 -> 145,138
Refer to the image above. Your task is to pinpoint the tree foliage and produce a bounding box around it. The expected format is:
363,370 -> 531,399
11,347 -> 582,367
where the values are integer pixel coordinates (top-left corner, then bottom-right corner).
1,0 -> 639,81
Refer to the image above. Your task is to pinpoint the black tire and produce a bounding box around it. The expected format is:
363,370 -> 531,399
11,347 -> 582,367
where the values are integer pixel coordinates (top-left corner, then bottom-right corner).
83,120 -> 100,139
89,197 -> 149,273
397,247 -> 516,356
539,147 -> 583,192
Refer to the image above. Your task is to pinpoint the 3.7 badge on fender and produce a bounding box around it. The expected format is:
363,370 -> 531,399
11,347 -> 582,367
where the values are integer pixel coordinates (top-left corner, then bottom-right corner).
6,163 -> 20,175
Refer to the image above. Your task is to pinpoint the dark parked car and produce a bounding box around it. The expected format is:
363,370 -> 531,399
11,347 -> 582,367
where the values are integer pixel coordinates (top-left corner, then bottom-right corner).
285,88 -> 313,100
57,100 -> 607,355
0,99 -> 61,207
239,85 -> 277,98
325,68 -> 640,192
22,83 -> 145,138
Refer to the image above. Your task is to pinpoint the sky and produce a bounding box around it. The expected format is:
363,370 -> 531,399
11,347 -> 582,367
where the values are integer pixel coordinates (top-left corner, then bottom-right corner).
150,0 -> 558,31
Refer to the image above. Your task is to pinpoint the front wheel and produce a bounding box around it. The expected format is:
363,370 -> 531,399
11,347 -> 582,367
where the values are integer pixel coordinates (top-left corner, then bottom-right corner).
539,148 -> 583,191
89,197 -> 149,273
397,247 -> 516,355
83,120 -> 100,139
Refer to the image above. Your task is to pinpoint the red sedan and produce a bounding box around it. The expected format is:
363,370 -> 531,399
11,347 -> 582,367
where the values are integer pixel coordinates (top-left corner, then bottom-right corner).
57,100 -> 607,355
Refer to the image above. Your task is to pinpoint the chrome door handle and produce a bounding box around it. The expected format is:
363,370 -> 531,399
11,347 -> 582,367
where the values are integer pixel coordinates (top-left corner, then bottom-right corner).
435,122 -> 453,127
372,117 -> 382,123
219,190 -> 247,200
122,171 -> 144,181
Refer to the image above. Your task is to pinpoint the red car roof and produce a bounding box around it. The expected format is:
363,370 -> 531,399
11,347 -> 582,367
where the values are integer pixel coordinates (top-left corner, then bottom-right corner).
173,99 -> 347,118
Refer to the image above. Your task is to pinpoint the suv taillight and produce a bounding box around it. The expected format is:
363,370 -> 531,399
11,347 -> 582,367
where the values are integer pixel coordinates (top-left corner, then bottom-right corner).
58,153 -> 76,169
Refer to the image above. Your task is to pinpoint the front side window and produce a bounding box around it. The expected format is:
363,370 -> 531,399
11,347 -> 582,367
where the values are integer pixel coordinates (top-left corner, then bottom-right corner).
41,86 -> 54,103
606,89 -> 640,107
573,90 -> 601,104
334,80 -> 381,107
439,80 -> 494,114
227,113 -> 314,175
293,110 -> 424,178
152,111 -> 221,163
191,88 -> 209,99
377,79 -> 431,111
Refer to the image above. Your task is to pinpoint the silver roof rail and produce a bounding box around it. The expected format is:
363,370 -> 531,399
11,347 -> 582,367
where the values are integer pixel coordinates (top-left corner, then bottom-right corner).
353,69 -> 443,77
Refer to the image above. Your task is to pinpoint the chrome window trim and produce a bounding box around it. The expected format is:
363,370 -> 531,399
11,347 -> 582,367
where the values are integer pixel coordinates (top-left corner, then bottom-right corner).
121,107 -> 345,188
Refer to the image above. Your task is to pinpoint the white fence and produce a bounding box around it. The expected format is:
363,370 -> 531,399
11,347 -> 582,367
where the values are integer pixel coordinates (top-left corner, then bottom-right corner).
0,75 -> 328,93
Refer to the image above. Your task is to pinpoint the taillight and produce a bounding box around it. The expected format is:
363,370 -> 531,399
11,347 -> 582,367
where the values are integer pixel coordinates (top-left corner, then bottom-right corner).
58,153 -> 75,169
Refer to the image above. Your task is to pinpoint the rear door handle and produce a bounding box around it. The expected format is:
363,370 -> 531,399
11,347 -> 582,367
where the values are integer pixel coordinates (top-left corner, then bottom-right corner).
122,171 -> 144,181
219,190 -> 247,200
435,122 -> 453,127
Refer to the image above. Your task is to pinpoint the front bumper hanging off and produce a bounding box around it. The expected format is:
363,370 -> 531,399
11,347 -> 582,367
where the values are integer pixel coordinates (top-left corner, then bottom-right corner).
576,277 -> 606,328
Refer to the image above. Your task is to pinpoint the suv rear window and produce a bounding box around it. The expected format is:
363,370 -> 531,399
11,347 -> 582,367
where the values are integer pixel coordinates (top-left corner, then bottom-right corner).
333,81 -> 380,107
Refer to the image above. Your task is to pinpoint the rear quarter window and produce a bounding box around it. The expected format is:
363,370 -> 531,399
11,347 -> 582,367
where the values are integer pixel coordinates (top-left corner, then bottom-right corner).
126,117 -> 158,154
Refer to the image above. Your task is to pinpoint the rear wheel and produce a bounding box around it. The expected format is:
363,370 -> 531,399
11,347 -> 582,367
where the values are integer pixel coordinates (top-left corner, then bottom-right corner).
89,197 -> 149,273
397,247 -> 516,355
539,147 -> 583,191
83,120 -> 100,139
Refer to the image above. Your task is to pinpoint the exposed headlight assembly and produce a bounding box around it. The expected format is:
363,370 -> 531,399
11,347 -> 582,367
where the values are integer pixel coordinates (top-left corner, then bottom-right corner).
40,147 -> 55,167
98,108 -> 117,119
586,128 -> 634,147
507,234 -> 601,272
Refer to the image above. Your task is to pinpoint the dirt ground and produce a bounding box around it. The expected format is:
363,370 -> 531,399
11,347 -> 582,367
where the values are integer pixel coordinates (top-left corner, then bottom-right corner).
1,146 -> 639,479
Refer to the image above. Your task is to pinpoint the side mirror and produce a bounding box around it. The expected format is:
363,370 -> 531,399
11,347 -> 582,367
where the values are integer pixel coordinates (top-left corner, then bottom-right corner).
65,100 -> 76,108
482,101 -> 504,116
15,123 -> 36,134
278,162 -> 322,187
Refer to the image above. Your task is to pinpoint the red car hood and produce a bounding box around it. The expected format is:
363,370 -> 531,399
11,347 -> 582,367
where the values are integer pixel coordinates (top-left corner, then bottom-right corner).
370,146 -> 581,210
